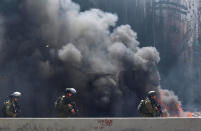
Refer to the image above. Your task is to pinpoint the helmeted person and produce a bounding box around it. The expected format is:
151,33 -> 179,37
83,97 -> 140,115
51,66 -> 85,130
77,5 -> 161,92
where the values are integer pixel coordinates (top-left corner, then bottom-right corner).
54,88 -> 78,117
138,91 -> 162,117
2,92 -> 22,117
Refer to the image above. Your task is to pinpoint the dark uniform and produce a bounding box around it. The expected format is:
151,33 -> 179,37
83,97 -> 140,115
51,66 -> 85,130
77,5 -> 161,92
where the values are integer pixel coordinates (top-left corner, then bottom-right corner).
138,91 -> 162,117
54,88 -> 78,117
2,92 -> 21,117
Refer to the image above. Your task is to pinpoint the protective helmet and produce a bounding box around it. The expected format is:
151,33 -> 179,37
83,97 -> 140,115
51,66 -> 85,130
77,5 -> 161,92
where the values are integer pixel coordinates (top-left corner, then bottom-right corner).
147,91 -> 156,97
11,92 -> 22,97
65,88 -> 76,94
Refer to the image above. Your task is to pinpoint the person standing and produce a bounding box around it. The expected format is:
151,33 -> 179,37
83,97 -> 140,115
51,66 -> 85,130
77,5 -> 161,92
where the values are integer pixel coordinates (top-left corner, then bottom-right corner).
2,92 -> 22,117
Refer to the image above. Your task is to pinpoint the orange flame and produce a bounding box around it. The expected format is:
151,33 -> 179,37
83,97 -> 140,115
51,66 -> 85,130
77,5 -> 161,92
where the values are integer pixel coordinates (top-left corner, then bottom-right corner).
182,112 -> 192,117
174,104 -> 182,112
159,90 -> 193,117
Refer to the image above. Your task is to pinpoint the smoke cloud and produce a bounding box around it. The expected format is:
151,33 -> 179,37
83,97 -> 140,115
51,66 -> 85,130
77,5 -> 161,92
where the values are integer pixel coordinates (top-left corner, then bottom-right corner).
58,43 -> 82,66
0,0 -> 183,117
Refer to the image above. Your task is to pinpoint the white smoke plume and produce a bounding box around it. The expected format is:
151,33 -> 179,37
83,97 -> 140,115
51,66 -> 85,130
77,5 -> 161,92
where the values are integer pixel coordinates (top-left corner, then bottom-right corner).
58,43 -> 82,66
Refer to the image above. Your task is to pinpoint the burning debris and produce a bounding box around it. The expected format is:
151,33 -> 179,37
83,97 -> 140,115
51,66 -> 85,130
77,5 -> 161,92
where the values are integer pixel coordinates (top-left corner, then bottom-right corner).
158,89 -> 193,117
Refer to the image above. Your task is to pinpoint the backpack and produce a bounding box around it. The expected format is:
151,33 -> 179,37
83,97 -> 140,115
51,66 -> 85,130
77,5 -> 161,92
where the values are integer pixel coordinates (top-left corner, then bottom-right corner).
2,99 -> 12,116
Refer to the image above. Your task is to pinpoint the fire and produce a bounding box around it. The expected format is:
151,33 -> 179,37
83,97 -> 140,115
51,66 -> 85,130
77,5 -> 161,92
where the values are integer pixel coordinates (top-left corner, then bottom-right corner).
174,104 -> 182,113
182,112 -> 192,117
187,112 -> 192,117
158,90 -> 192,117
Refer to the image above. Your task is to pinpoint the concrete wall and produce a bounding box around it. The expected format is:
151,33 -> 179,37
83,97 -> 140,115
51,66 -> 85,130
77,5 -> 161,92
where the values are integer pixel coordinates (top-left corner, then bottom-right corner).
0,118 -> 200,131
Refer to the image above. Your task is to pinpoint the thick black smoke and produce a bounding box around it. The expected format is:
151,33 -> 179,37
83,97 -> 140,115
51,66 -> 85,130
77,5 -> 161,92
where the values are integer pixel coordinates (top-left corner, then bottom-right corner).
0,0 -> 183,117
74,0 -> 201,112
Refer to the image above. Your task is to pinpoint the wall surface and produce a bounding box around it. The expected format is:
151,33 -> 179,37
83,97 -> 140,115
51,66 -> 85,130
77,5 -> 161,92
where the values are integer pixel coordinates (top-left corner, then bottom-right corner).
0,118 -> 200,131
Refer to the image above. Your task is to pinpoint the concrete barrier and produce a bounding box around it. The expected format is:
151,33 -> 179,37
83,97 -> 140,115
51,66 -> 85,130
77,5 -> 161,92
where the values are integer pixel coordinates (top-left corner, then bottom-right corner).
0,118 -> 200,131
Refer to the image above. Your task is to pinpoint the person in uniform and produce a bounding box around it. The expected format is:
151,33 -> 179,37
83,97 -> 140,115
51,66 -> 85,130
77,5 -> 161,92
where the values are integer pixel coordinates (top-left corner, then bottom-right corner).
54,88 -> 78,117
138,91 -> 162,117
2,92 -> 22,117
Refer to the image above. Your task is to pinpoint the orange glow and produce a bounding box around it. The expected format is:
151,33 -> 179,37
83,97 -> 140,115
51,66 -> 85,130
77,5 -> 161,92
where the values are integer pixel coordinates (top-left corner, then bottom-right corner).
188,112 -> 192,117
174,104 -> 182,112
159,90 -> 183,117
183,112 -> 192,117
159,90 -> 193,117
